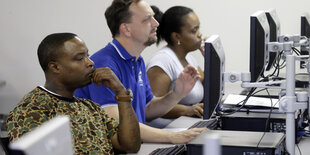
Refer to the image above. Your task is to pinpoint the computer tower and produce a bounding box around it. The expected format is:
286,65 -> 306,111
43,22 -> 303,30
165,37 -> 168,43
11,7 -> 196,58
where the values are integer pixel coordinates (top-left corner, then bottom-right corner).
220,111 -> 300,143
186,130 -> 285,155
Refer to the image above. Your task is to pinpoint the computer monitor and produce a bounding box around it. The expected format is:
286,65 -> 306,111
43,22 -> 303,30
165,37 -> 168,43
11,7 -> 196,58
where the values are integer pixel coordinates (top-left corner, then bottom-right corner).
203,35 -> 225,119
301,13 -> 310,38
265,9 -> 281,71
9,115 -> 74,155
250,10 -> 270,82
300,12 -> 310,68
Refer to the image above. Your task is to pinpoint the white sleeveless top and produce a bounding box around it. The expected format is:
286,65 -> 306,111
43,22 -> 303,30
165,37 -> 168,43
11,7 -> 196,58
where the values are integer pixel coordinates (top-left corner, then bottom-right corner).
146,46 -> 204,105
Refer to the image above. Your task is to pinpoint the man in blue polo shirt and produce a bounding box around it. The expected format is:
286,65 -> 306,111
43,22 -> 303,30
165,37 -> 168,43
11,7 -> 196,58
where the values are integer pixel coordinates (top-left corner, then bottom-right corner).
75,0 -> 206,144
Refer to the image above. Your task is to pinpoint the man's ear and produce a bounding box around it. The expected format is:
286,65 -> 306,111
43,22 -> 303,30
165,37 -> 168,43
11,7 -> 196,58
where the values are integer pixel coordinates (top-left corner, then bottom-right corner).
47,61 -> 61,74
120,23 -> 131,37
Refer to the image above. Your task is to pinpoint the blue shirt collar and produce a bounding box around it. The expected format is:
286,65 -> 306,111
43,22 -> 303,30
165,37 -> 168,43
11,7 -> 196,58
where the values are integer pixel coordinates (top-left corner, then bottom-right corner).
111,39 -> 142,61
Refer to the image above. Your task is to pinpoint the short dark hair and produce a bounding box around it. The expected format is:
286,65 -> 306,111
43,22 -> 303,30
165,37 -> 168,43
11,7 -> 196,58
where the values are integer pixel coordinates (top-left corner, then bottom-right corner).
155,6 -> 193,45
105,0 -> 140,38
37,33 -> 77,71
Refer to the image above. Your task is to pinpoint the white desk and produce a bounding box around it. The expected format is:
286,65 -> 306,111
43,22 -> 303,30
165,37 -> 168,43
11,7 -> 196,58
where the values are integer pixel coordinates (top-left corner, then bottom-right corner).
131,75 -> 310,154
165,116 -> 202,129
295,136 -> 310,154
131,116 -> 310,155
127,117 -> 199,155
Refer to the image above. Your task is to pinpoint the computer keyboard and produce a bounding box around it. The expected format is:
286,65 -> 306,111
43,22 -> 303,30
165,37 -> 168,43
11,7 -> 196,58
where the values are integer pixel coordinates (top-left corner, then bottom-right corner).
149,144 -> 186,155
188,119 -> 217,129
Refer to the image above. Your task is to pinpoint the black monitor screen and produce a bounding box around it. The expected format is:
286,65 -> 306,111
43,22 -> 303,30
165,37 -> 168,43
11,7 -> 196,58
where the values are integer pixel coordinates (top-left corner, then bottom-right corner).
250,10 -> 270,82
203,35 -> 225,119
265,9 -> 280,71
300,13 -> 310,68
301,13 -> 310,38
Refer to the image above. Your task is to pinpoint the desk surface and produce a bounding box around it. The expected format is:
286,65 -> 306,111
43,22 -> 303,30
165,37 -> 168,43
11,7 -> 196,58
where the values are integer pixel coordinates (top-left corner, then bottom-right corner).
127,117 -> 201,155
131,75 -> 310,154
165,116 -> 202,128
131,81 -> 310,154
131,116 -> 310,155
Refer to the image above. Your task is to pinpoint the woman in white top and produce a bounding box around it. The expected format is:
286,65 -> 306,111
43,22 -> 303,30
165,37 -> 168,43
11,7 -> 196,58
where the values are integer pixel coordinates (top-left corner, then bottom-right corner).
146,6 -> 206,128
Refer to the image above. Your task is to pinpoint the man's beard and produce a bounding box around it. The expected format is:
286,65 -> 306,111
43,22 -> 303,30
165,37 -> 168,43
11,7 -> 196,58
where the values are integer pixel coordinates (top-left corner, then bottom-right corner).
144,36 -> 157,46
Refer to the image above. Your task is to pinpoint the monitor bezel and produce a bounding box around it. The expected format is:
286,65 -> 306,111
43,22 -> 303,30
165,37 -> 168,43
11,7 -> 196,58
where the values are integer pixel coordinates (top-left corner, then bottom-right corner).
203,35 -> 225,120
249,10 -> 270,82
9,115 -> 74,155
265,8 -> 281,71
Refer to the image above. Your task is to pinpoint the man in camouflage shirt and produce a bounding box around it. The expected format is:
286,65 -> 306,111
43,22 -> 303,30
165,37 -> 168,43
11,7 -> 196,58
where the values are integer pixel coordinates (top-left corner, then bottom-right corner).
6,33 -> 141,154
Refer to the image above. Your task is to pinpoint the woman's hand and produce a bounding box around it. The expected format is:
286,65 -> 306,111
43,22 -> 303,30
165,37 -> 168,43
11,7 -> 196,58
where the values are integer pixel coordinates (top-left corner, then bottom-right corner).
199,37 -> 208,57
187,103 -> 204,118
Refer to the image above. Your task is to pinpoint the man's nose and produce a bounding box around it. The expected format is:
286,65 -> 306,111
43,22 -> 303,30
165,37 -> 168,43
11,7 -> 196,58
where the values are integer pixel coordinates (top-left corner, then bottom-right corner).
152,16 -> 159,28
86,57 -> 94,67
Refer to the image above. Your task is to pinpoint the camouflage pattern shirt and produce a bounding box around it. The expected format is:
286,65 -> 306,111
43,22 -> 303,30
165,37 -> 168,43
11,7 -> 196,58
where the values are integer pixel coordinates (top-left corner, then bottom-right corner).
6,87 -> 119,154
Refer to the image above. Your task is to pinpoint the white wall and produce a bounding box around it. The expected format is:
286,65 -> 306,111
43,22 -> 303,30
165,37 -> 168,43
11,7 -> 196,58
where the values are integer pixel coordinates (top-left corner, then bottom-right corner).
1,0 -> 309,114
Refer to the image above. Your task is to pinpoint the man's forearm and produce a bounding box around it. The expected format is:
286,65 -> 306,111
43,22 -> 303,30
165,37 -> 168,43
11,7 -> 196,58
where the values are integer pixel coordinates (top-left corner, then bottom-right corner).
117,101 -> 141,152
162,104 -> 191,118
104,106 -> 172,144
139,123 -> 206,144
145,90 -> 182,121
139,122 -> 172,143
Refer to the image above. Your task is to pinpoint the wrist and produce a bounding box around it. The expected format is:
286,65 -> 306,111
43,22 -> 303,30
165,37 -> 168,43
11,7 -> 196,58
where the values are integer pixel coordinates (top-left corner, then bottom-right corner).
166,131 -> 175,144
170,90 -> 183,101
115,89 -> 133,102
185,106 -> 194,117
115,87 -> 127,96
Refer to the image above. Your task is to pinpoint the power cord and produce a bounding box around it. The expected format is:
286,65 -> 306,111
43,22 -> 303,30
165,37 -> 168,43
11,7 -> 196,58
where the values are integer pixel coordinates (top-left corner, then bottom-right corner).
217,87 -> 271,116
216,87 -> 256,116
296,143 -> 302,155
255,89 -> 274,152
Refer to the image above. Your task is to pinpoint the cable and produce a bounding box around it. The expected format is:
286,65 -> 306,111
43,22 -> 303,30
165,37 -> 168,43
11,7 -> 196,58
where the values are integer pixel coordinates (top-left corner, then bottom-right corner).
219,87 -> 288,154
274,51 -> 286,71
216,87 -> 256,116
252,89 -> 284,154
296,143 -> 302,155
235,88 -> 267,106
217,88 -> 270,116
266,50 -> 284,78
255,89 -> 273,150
292,47 -> 301,55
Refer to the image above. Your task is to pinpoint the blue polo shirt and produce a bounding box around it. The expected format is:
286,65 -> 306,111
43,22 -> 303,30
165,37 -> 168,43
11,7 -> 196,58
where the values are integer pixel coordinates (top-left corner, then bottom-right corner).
74,39 -> 154,123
